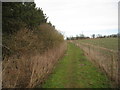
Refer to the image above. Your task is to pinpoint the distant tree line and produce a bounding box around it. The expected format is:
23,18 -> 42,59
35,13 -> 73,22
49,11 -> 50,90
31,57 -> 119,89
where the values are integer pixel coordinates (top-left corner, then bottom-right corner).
66,34 -> 89,40
92,34 -> 118,38
67,33 -> 118,40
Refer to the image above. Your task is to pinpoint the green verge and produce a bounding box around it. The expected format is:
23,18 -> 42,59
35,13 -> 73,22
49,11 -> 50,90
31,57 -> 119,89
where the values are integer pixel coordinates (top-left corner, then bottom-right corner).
41,42 -> 111,88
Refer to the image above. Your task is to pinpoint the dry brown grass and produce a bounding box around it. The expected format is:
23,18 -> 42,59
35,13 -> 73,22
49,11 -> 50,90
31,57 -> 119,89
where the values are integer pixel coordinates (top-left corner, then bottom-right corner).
72,40 -> 119,87
2,42 -> 67,88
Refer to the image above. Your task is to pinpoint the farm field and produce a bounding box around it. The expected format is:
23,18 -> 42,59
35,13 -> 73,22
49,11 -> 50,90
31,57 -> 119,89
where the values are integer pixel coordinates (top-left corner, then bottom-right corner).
78,38 -> 118,51
40,43 -> 111,88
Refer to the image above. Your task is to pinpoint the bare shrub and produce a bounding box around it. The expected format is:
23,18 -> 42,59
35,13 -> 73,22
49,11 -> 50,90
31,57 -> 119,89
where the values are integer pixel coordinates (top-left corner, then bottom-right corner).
2,23 -> 66,88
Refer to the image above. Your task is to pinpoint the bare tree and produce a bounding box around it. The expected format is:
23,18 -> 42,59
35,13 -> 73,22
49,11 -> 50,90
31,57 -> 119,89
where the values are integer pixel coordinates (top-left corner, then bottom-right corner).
91,34 -> 95,38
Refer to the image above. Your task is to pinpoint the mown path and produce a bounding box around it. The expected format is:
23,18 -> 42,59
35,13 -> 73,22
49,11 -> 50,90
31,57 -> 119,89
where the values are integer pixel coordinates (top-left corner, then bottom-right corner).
42,43 -> 111,88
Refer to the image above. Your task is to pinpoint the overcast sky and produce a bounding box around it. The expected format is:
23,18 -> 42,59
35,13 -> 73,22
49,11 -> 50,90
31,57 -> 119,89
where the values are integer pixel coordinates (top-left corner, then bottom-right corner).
35,0 -> 119,38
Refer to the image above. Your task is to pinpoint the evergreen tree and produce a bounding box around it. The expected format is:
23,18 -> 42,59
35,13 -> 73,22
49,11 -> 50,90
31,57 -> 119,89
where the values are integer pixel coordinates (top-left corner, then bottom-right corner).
2,2 -> 47,34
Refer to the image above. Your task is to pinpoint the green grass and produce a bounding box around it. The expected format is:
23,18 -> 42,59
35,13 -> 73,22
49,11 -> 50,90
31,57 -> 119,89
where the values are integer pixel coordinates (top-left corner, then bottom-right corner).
41,43 -> 111,88
78,38 -> 118,51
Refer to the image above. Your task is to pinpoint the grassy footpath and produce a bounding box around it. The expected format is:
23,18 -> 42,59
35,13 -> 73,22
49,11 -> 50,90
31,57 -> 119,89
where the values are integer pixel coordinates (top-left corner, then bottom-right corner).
41,43 -> 111,88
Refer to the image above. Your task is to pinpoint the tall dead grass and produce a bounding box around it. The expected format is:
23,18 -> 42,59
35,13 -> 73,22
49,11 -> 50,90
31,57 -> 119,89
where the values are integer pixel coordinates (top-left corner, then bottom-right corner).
2,42 -> 66,88
72,40 -> 119,87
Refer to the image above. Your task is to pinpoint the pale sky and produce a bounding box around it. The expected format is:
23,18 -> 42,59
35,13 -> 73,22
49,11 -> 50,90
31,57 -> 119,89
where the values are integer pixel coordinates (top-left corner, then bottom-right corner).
35,0 -> 119,38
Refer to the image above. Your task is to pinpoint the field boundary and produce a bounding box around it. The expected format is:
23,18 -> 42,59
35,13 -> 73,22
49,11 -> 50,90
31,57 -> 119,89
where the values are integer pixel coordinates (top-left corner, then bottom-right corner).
2,42 -> 67,88
77,42 -> 118,53
71,40 -> 119,87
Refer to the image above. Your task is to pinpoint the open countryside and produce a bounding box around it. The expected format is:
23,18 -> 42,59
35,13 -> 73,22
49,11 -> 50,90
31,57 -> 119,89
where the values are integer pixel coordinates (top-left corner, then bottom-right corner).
1,1 -> 119,89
